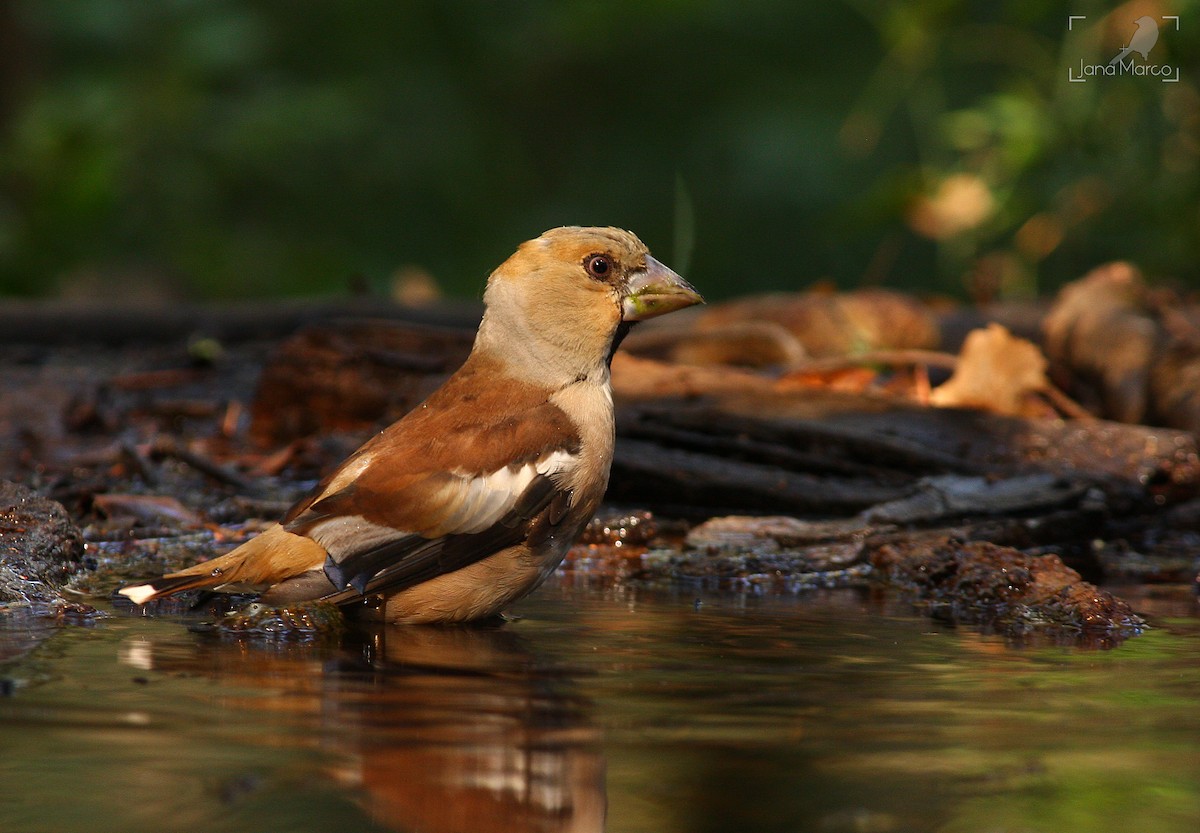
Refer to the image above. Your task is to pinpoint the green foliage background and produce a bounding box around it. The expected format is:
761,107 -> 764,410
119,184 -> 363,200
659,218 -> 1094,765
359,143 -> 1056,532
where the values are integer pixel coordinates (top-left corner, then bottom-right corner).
0,0 -> 1197,300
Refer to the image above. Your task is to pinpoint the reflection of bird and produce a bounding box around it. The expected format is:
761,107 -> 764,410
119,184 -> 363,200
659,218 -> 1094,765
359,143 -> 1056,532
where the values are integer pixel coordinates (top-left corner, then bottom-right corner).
118,625 -> 607,833
1109,16 -> 1159,66
352,627 -> 606,833
119,227 -> 702,623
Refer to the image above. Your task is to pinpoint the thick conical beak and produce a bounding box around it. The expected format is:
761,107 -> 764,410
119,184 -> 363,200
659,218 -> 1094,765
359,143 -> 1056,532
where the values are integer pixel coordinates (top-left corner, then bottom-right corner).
621,256 -> 704,321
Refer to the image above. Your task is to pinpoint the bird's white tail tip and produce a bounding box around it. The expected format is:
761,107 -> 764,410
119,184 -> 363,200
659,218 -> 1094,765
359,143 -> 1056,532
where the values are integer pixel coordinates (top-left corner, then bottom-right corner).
118,584 -> 158,606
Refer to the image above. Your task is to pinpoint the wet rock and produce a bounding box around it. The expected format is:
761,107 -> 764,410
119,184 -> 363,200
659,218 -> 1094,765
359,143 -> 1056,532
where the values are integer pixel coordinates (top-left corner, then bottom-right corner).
685,515 -> 870,553
563,509 -> 674,581
870,539 -> 1144,642
639,515 -> 872,589
640,546 -> 872,590
201,601 -> 346,640
578,509 -> 660,548
0,480 -> 94,616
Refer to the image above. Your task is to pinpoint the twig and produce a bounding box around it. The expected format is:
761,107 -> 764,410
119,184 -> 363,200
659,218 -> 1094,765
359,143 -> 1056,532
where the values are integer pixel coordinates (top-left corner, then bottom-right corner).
785,348 -> 959,375
1040,383 -> 1097,421
118,443 -> 158,486
150,439 -> 255,492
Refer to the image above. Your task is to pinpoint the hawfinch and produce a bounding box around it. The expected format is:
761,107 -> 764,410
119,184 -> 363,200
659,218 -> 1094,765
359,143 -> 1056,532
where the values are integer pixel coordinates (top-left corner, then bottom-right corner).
119,227 -> 702,623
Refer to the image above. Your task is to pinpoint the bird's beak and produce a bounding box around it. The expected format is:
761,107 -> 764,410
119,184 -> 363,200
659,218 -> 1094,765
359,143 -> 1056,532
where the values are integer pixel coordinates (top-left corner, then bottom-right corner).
622,256 -> 704,321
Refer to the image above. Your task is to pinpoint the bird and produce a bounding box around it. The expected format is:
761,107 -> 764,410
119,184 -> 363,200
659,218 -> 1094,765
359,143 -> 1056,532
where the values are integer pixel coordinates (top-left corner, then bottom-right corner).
1109,16 -> 1159,66
118,227 -> 702,624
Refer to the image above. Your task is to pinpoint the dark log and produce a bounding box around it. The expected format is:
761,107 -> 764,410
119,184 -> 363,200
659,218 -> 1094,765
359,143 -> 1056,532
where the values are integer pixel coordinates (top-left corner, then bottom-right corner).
0,298 -> 480,346
612,388 -> 1200,514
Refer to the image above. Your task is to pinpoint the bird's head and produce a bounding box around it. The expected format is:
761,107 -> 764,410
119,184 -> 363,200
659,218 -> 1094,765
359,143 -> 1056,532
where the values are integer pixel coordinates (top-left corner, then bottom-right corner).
476,227 -> 703,383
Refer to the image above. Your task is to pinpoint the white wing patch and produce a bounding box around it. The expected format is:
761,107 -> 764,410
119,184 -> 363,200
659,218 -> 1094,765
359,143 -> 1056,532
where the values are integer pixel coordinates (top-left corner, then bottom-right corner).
441,449 -> 579,534
536,448 -> 578,478
441,464 -> 536,534
307,449 -> 581,557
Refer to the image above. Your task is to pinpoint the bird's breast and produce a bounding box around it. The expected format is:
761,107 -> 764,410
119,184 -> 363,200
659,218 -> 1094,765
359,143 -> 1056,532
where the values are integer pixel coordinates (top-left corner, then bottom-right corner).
547,378 -> 615,509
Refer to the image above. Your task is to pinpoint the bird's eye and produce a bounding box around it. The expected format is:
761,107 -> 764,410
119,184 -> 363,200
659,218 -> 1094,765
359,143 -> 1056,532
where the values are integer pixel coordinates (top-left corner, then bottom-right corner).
584,254 -> 613,280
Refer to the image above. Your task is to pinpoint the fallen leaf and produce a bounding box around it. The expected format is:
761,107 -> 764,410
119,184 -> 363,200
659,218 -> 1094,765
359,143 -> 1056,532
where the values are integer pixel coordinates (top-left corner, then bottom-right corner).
929,323 -> 1049,415
92,494 -> 208,528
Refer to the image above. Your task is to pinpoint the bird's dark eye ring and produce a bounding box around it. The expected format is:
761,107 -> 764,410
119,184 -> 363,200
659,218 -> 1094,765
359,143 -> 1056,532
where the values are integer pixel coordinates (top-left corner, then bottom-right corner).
585,254 -> 612,280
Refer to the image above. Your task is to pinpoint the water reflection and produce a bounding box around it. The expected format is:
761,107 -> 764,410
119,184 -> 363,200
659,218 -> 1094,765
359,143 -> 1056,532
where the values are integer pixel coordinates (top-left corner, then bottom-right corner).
0,613 -> 59,664
119,624 -> 605,833
9,584 -> 1200,832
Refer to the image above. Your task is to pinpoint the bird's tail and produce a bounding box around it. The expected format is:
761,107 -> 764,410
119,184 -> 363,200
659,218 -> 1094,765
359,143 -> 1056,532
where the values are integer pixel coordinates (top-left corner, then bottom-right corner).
118,543 -> 254,605
117,524 -> 327,606
118,573 -> 222,605
1109,46 -> 1134,66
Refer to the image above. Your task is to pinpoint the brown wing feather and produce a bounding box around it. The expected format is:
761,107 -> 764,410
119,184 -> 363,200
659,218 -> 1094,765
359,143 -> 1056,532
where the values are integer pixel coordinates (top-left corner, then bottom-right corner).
283,352 -> 580,535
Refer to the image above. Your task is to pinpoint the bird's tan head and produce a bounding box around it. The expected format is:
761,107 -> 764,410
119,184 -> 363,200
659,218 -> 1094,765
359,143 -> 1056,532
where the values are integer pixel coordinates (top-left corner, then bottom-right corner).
476,226 -> 702,383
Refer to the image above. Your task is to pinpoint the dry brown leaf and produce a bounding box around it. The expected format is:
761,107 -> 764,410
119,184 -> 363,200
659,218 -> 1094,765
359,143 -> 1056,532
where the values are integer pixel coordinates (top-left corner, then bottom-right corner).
92,493 -> 208,528
929,323 -> 1049,415
776,366 -> 880,393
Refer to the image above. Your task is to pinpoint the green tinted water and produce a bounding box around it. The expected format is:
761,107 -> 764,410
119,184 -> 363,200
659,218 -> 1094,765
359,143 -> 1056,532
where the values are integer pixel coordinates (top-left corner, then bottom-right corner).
2,580 -> 1199,833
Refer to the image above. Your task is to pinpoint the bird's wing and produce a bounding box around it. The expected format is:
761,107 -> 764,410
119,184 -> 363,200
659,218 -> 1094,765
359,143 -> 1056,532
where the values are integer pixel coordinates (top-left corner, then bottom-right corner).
292,449 -> 577,596
280,364 -> 583,597
318,473 -> 574,603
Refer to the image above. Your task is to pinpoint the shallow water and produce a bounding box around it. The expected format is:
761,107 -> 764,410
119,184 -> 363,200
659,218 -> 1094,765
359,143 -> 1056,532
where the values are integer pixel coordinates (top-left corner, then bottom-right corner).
2,579 -> 1200,833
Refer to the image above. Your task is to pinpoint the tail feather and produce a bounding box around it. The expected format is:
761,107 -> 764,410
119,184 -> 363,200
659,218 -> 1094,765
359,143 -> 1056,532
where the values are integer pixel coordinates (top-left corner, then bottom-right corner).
118,573 -> 222,605
116,524 -> 329,606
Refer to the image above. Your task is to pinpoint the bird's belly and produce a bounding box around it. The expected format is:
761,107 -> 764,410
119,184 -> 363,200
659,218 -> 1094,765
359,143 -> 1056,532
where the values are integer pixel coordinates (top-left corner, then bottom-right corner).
379,541 -> 566,624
